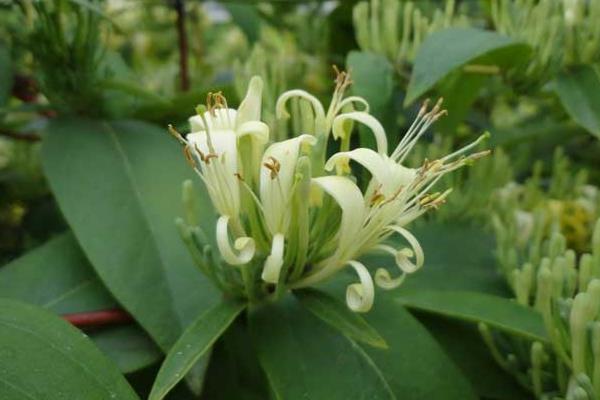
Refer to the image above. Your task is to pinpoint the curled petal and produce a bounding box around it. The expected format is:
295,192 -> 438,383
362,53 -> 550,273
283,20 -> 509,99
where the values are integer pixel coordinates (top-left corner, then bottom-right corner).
237,120 -> 269,143
326,149 -> 416,197
346,260 -> 375,313
276,89 -> 326,121
311,176 -> 366,252
216,216 -> 255,265
261,233 -> 285,283
387,226 -> 424,272
373,244 -> 416,290
332,112 -> 388,155
335,96 -> 370,115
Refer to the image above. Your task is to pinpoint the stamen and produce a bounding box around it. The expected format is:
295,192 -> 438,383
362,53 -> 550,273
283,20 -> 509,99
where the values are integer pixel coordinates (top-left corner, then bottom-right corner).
263,156 -> 281,179
167,124 -> 186,145
183,146 -> 196,168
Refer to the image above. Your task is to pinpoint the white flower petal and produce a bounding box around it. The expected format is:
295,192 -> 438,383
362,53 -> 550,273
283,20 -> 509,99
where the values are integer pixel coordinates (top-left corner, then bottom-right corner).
216,215 -> 255,265
261,233 -> 285,283
237,121 -> 269,143
276,89 -> 326,121
387,225 -> 424,272
346,260 -> 375,313
260,134 -> 316,234
189,109 -> 238,132
311,176 -> 366,252
332,112 -> 388,155
236,76 -> 263,126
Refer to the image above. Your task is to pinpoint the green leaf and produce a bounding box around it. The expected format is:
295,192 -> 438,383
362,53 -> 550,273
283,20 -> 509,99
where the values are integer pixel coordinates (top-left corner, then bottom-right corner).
149,299 -> 245,400
295,288 -> 387,349
249,296 -> 396,400
0,299 -> 138,400
555,65 -> 600,139
397,291 -> 547,342
361,294 -> 478,399
224,4 -> 261,43
201,318 -> 270,400
41,118 -> 219,351
417,314 -> 530,400
405,28 -> 530,105
91,325 -> 162,375
435,72 -> 486,134
0,233 -> 161,374
347,51 -> 394,114
0,43 -> 11,107
362,222 -> 511,296
0,233 -> 115,314
347,51 -> 395,149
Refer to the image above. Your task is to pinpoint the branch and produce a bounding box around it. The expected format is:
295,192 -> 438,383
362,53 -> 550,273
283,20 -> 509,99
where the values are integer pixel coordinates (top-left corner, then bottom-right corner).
0,129 -> 41,142
174,0 -> 190,91
62,308 -> 133,328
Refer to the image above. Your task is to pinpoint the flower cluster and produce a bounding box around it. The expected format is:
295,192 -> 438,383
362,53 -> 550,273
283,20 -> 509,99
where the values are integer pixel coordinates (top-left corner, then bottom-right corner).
170,72 -> 488,312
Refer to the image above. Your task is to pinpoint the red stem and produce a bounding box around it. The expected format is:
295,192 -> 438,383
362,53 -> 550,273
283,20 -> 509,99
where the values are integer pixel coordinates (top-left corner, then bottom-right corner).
62,308 -> 132,328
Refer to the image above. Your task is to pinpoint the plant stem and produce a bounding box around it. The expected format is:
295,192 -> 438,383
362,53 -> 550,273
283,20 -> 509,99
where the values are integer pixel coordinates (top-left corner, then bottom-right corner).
62,309 -> 132,328
174,0 -> 190,91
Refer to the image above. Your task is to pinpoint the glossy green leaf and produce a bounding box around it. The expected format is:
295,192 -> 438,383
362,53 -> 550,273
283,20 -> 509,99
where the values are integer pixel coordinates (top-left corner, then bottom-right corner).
405,28 -> 530,105
361,293 -> 478,399
149,299 -> 245,400
397,291 -> 547,342
91,325 -> 162,375
417,314 -> 530,400
250,296 -> 395,400
0,299 -> 138,400
201,317 -> 270,400
0,232 -> 115,314
0,233 -> 161,374
362,222 -> 511,296
295,288 -> 387,349
0,43 -> 11,107
41,118 -> 219,350
347,51 -> 395,150
555,65 -> 600,139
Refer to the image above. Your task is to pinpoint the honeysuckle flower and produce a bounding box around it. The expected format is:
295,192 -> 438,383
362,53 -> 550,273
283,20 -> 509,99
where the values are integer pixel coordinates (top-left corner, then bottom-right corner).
171,72 -> 489,313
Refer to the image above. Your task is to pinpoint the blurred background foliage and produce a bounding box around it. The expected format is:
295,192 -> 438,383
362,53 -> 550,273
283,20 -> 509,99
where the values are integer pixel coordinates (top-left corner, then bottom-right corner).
2,1 -> 600,399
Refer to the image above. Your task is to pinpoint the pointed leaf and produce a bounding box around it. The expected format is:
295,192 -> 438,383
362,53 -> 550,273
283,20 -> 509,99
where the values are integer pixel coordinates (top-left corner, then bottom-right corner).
91,325 -> 162,375
0,233 -> 161,374
149,299 -> 245,400
295,288 -> 387,349
0,299 -> 138,399
417,315 -> 530,400
397,290 -> 547,342
0,233 -> 115,314
406,28 -> 530,105
41,118 -> 219,350
249,296 -> 396,400
555,65 -> 600,139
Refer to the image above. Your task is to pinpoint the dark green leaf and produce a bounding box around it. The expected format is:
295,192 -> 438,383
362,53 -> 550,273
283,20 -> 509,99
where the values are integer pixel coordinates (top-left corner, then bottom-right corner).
416,314 -> 530,400
41,118 -> 219,351
250,296 -> 395,400
555,65 -> 600,138
397,291 -> 547,342
0,233 -> 115,314
347,51 -> 395,149
0,299 -> 138,400
405,28 -> 530,105
435,72 -> 486,134
91,325 -> 162,375
295,288 -> 387,349
149,299 -> 245,400
0,233 -> 161,374
201,317 -> 270,400
224,4 -> 261,43
361,293 -> 478,399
